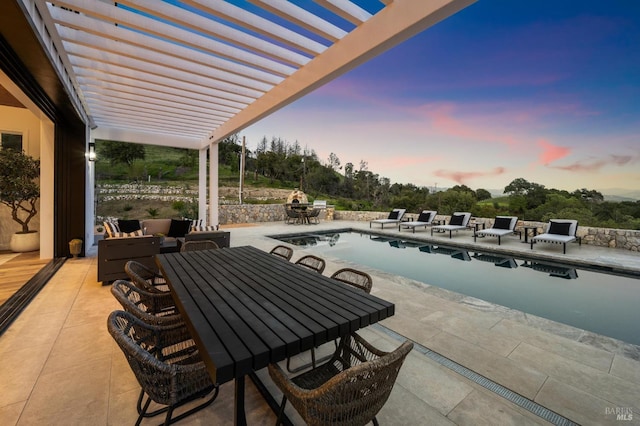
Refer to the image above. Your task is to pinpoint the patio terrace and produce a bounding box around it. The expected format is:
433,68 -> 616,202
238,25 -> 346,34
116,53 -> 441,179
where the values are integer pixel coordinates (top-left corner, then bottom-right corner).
1,220 -> 639,425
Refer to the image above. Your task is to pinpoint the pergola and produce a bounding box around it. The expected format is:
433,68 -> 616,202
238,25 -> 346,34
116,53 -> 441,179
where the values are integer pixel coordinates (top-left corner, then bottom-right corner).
17,0 -> 475,227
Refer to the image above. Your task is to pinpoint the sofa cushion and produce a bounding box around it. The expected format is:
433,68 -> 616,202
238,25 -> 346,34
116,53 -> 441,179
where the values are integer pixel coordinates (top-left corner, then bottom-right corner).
191,225 -> 218,232
118,219 -> 141,233
168,219 -> 192,238
103,221 -> 120,238
141,219 -> 172,236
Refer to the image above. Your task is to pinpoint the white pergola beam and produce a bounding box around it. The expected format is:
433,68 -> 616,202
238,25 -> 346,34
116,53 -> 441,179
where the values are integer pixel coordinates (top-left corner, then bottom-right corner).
48,0 -> 297,76
118,0 -> 315,63
181,0 -> 327,56
209,0 -> 477,145
71,58 -> 254,105
314,0 -> 372,25
92,127 -> 201,149
51,10 -> 284,85
248,0 -> 347,42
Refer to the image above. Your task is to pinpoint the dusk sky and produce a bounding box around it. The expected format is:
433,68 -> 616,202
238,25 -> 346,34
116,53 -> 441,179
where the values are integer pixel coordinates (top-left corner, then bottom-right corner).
241,1 -> 640,195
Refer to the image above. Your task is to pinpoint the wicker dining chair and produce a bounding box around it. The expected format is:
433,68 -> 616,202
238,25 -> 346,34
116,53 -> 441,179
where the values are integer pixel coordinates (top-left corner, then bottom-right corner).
307,208 -> 321,224
111,280 -> 182,327
111,279 -> 177,318
295,255 -> 326,274
125,260 -> 169,293
330,268 -> 373,293
180,240 -> 219,252
270,245 -> 294,261
270,332 -> 413,426
285,207 -> 300,224
108,310 -> 219,426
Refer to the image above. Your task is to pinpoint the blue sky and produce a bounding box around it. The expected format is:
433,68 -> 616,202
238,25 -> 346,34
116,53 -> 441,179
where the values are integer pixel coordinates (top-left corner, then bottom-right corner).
241,0 -> 640,194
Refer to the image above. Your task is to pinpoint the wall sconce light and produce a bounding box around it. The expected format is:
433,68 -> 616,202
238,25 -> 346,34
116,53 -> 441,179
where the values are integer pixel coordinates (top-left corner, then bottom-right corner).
87,142 -> 96,161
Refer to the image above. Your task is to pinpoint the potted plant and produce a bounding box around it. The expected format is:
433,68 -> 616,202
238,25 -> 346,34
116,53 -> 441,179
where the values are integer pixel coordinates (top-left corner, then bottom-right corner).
0,149 -> 40,252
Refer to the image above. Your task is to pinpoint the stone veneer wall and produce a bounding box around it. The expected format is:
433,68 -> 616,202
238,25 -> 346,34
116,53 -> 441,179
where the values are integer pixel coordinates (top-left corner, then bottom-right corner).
217,206 -> 639,251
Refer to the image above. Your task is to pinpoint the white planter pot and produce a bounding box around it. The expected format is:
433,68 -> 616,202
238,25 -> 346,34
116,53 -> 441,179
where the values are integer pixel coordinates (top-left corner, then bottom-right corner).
10,231 -> 40,252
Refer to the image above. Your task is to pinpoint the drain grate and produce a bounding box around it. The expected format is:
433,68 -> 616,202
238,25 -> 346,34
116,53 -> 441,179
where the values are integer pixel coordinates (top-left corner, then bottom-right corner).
373,324 -> 579,426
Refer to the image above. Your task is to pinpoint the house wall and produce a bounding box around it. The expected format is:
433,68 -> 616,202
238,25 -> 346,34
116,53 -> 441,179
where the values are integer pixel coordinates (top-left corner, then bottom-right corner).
0,105 -> 41,250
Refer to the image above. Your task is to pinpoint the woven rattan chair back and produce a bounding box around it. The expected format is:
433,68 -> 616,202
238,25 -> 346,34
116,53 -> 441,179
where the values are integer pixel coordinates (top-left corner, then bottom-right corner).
270,245 -> 293,261
180,240 -> 219,252
330,268 -> 373,293
111,280 -> 177,318
307,208 -> 321,224
111,280 -> 182,326
107,310 -> 218,425
285,207 -> 300,224
269,332 -> 413,426
125,260 -> 168,293
295,255 -> 326,274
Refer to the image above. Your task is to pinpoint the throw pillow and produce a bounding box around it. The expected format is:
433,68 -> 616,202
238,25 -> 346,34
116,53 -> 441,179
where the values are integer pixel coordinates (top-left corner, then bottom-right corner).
118,219 -> 141,233
417,211 -> 432,223
548,221 -> 571,235
493,217 -> 512,230
449,214 -> 464,226
191,225 -> 218,232
168,219 -> 192,238
388,210 -> 399,220
103,221 -> 120,238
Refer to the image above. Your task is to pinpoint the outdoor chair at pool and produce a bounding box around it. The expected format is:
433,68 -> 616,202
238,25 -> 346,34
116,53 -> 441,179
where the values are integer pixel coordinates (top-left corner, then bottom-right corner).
530,219 -> 581,254
108,310 -> 219,426
370,208 -> 406,229
307,207 -> 321,224
125,260 -> 169,293
112,279 -> 178,318
285,206 -> 301,224
269,332 -> 413,426
331,267 -> 373,293
180,239 -> 219,252
399,210 -> 437,233
431,212 -> 472,238
474,215 -> 519,245
111,280 -> 183,327
295,254 -> 326,274
270,245 -> 294,261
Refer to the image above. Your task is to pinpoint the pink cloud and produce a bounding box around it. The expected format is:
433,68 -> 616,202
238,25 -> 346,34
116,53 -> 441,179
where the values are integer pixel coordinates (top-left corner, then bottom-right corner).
434,167 -> 506,185
537,139 -> 571,165
550,154 -> 639,172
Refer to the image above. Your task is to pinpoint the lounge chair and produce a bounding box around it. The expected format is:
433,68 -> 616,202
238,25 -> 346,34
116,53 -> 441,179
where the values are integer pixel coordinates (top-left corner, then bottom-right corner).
431,212 -> 471,238
370,208 -> 406,229
474,216 -> 519,245
399,210 -> 437,233
530,219 -> 581,254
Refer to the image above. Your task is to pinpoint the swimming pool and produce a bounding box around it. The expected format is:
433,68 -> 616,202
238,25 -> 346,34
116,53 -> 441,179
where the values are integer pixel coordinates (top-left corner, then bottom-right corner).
272,231 -> 640,346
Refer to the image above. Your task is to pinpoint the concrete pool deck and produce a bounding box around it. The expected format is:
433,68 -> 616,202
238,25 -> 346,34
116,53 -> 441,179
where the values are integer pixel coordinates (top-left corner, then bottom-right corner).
1,220 -> 638,425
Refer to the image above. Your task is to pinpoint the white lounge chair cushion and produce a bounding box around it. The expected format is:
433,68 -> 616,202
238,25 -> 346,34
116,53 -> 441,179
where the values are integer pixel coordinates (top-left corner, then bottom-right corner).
531,219 -> 578,244
400,210 -> 436,228
371,208 -> 406,224
476,216 -> 518,238
432,212 -> 471,231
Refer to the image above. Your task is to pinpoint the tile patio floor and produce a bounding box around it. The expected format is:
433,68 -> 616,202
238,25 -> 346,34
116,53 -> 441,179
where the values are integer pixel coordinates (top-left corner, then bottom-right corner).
1,220 -> 639,425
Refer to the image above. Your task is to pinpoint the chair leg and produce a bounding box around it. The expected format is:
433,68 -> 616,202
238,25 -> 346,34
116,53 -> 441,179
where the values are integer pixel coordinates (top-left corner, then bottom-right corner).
135,396 -> 152,426
275,396 -> 288,426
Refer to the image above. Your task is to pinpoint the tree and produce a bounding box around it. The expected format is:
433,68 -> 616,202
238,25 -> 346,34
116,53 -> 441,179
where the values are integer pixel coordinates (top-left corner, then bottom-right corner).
476,188 -> 492,201
0,149 -> 40,233
99,140 -> 145,166
504,178 -> 532,196
327,152 -> 341,171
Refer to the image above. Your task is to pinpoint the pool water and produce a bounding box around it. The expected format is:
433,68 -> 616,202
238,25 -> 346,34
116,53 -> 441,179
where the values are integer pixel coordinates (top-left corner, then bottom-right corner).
273,231 -> 640,346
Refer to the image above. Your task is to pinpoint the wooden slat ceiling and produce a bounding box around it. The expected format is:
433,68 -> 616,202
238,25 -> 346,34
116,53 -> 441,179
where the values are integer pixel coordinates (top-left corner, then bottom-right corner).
22,0 -> 475,149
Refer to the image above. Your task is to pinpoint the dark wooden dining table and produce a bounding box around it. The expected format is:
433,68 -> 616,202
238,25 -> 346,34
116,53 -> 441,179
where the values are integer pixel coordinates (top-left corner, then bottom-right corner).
156,245 -> 395,425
